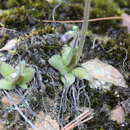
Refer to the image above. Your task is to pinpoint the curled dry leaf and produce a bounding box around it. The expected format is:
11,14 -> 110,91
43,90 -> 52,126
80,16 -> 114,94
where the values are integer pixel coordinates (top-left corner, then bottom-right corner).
28,111 -> 59,130
0,39 -> 19,51
122,13 -> 130,33
82,58 -> 127,89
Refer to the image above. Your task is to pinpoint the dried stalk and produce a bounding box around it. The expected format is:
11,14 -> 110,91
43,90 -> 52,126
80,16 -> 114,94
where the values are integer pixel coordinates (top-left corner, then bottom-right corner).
61,109 -> 93,130
77,0 -> 91,64
41,16 -> 121,23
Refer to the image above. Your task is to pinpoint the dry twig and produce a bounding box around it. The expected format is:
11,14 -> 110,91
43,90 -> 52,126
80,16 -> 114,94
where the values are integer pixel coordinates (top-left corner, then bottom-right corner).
61,109 -> 94,130
41,16 -> 121,23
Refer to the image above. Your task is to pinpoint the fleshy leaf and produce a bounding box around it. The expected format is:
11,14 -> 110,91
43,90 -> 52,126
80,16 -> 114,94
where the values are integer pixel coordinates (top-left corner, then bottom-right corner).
20,67 -> 35,84
61,73 -> 75,87
49,54 -> 68,75
19,84 -> 28,89
0,62 -> 16,78
62,46 -> 76,66
72,67 -> 92,80
62,46 -> 73,65
0,79 -> 14,90
7,72 -> 19,82
72,25 -> 79,31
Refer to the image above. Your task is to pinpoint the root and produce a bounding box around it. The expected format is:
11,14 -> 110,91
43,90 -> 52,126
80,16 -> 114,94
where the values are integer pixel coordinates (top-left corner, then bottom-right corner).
58,80 -> 91,129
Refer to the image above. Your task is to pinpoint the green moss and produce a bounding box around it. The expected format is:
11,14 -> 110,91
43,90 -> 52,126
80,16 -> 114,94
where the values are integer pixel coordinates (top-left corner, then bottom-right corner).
102,28 -> 129,65
88,0 -> 123,33
0,0 -> 50,30
6,0 -> 50,19
7,0 -> 49,8
7,0 -> 25,7
0,6 -> 29,30
115,0 -> 128,8
91,0 -> 122,18
90,89 -> 119,109
30,27 -> 55,36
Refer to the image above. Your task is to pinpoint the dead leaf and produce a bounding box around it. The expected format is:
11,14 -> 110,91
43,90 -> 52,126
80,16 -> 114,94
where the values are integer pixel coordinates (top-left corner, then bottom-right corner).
122,13 -> 130,33
111,105 -> 125,123
28,111 -> 59,130
82,58 -> 127,89
0,39 -> 18,51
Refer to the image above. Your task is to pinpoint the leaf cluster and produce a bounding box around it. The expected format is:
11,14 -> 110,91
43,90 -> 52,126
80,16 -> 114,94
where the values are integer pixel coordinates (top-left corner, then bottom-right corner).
49,44 -> 91,87
0,61 -> 35,90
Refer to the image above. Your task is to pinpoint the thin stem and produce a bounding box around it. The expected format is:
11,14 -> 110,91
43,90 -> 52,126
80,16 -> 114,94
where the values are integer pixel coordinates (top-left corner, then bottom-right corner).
77,0 -> 91,64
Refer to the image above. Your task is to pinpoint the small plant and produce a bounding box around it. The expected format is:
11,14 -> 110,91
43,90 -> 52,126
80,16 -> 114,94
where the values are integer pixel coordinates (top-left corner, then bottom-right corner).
49,44 -> 91,87
49,0 -> 91,87
0,61 -> 35,90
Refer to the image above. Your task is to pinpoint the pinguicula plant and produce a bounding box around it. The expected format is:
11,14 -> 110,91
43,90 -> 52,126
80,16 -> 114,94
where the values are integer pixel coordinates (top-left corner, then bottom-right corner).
49,0 -> 91,87
0,61 -> 35,90
49,44 -> 91,87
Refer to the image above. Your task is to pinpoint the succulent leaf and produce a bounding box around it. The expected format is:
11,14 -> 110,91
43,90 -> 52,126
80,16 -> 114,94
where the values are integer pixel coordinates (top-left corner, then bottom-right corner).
19,83 -> 28,89
72,67 -> 92,80
49,54 -> 68,75
61,73 -> 75,87
62,46 -> 73,66
20,67 -> 35,84
0,79 -> 14,90
0,62 -> 16,78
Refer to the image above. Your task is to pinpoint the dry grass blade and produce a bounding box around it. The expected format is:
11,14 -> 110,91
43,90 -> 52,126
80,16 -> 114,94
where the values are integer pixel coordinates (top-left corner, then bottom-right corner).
42,16 -> 121,23
61,109 -> 94,130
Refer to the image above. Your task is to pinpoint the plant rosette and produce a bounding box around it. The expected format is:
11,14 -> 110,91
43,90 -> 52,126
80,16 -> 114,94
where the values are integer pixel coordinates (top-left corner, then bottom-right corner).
0,61 -> 35,90
49,45 -> 91,87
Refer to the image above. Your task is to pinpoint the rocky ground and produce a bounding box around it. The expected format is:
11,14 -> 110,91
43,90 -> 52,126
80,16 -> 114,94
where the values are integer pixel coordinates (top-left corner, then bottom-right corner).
0,0 -> 129,130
